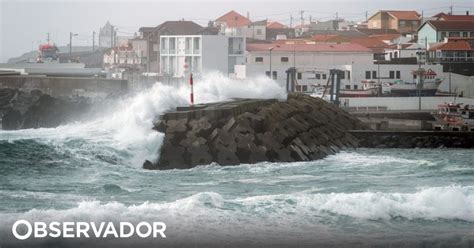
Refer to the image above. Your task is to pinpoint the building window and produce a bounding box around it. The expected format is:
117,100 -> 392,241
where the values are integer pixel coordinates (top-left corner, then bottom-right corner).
256,29 -> 262,35
400,20 -> 406,26
297,72 -> 302,79
340,72 -> 345,79
169,38 -> 176,53
354,85 -> 358,90
296,85 -> 301,92
396,71 -> 401,79
389,71 -> 395,79
372,71 -> 377,79
412,21 -> 418,26
470,32 -> 474,37
265,71 -> 270,77
365,71 -> 371,79
441,32 -> 447,40
345,85 -> 351,89
302,85 -> 308,92
281,57 -> 289,62
272,71 -> 277,80
463,32 -> 468,37
185,37 -> 192,54
193,37 -> 200,53
316,74 -> 321,79
322,74 -> 327,80
449,32 -> 460,37
347,71 -> 350,80
255,57 -> 263,62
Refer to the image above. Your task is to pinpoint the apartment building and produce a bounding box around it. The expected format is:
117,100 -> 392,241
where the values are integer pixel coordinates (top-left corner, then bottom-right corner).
160,35 -> 245,77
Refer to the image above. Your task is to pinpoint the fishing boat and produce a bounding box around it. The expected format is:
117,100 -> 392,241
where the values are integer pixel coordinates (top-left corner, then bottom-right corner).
385,69 -> 443,97
339,80 -> 379,97
432,102 -> 474,131
37,43 -> 59,63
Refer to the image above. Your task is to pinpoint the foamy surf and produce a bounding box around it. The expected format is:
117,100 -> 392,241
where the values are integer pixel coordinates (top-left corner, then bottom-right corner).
0,72 -> 286,167
1,185 -> 473,226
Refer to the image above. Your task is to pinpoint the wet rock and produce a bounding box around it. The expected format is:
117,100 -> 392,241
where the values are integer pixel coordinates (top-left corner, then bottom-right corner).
148,94 -> 367,169
1,89 -> 92,130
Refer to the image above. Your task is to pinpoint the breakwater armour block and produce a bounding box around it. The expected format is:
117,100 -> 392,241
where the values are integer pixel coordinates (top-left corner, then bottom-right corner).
144,94 -> 367,170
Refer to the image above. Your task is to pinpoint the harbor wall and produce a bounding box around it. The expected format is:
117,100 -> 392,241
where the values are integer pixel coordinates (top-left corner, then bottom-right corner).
342,96 -> 474,111
0,75 -> 128,97
351,130 -> 474,148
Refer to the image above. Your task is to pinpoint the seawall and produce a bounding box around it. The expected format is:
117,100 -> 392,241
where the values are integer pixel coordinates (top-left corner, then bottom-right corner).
0,75 -> 127,97
146,94 -> 366,170
351,130 -> 474,148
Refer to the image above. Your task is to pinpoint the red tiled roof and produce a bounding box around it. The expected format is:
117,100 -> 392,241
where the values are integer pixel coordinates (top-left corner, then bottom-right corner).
430,39 -> 474,51
349,37 -> 391,51
427,20 -> 474,31
312,34 -> 351,42
273,39 -> 312,44
267,21 -> 287,29
369,34 -> 402,41
385,10 -> 421,20
246,43 -> 372,53
216,10 -> 251,28
435,13 -> 474,21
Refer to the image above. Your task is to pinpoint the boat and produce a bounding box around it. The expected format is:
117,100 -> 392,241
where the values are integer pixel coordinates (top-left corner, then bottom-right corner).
339,80 -> 380,97
37,43 -> 59,63
431,102 -> 474,131
385,69 -> 443,97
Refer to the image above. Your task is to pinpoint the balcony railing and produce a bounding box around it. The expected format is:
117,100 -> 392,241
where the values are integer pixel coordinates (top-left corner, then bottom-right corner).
229,49 -> 244,55
430,57 -> 474,62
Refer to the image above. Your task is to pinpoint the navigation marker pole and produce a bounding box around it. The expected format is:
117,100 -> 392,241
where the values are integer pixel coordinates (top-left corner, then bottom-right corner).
190,73 -> 194,106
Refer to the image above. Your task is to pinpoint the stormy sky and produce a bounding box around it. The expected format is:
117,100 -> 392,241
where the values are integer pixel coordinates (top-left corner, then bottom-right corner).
0,0 -> 472,62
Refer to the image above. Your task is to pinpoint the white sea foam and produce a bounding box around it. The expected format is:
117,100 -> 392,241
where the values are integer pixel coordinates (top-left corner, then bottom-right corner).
2,185 -> 473,230
0,72 -> 286,166
326,151 -> 438,168
237,185 -> 474,222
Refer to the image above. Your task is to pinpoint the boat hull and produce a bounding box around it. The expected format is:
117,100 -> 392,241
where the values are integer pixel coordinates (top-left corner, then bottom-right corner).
387,81 -> 441,97
390,88 -> 438,97
339,89 -> 378,98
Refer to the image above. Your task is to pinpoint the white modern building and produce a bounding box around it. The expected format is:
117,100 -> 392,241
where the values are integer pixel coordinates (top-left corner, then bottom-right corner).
159,35 -> 245,77
242,41 -> 444,91
244,42 -> 374,88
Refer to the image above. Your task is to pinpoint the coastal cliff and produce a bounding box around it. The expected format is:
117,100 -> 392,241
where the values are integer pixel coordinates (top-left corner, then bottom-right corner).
146,94 -> 367,170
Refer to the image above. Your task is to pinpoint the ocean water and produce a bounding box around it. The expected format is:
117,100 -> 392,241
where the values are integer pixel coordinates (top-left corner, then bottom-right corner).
0,73 -> 473,247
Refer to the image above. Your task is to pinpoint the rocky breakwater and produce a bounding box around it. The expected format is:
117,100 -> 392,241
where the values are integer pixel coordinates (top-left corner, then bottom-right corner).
0,88 -> 91,130
146,94 -> 367,170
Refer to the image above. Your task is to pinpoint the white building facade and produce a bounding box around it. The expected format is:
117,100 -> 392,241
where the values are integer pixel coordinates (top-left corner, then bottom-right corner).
243,42 -> 443,92
160,35 -> 245,77
244,43 -> 374,88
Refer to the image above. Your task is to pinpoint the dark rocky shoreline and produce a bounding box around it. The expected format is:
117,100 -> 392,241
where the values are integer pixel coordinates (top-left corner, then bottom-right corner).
0,88 -> 92,130
146,94 -> 367,170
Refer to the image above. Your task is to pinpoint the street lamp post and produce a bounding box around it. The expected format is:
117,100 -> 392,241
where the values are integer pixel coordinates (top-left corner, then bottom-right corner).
69,32 -> 78,61
268,47 -> 274,79
416,51 -> 425,111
